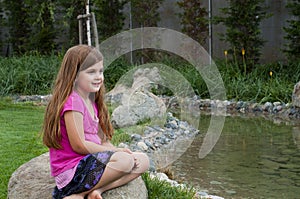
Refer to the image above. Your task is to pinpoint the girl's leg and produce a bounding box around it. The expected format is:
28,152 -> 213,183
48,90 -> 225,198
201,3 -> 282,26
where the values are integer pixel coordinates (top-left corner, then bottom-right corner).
87,152 -> 150,199
63,194 -> 85,199
63,151 -> 136,199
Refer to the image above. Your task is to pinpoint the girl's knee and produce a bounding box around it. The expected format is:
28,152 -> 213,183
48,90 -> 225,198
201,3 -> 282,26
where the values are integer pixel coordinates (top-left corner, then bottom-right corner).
135,152 -> 150,172
111,152 -> 135,172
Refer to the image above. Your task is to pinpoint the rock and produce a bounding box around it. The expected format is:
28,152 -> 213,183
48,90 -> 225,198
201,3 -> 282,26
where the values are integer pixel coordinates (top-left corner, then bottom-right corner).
137,141 -> 148,151
262,102 -> 273,112
292,81 -> 300,108
131,134 -> 143,142
111,90 -> 166,128
225,190 -> 236,195
210,181 -> 222,185
132,67 -> 162,90
107,67 -> 166,128
105,84 -> 128,105
8,153 -> 147,199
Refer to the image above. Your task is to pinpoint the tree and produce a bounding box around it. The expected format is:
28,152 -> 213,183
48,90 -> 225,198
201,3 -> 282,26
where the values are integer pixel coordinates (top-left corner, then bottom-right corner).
2,0 -> 31,54
2,0 -> 58,55
56,0 -> 86,49
283,0 -> 300,62
25,0 -> 57,54
131,0 -> 164,27
0,0 -> 4,55
130,0 -> 164,63
214,0 -> 271,70
177,0 -> 208,45
93,0 -> 128,42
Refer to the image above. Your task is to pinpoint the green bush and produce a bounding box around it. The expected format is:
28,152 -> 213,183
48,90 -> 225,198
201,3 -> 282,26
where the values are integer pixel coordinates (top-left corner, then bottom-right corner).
283,0 -> 300,62
217,60 -> 300,102
103,56 -> 134,91
93,0 -> 128,42
214,0 -> 271,69
177,0 -> 208,45
0,54 -> 299,103
0,54 -> 61,95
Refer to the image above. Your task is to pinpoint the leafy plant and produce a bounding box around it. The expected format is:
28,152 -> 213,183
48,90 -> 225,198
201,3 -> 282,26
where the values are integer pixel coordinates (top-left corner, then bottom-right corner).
142,172 -> 196,199
25,0 -> 57,54
177,0 -> 208,45
131,0 -> 164,27
2,0 -> 31,55
2,0 -> 58,55
283,0 -> 300,62
0,54 -> 61,95
56,0 -> 86,48
130,0 -> 164,63
214,0 -> 271,70
0,0 -> 4,53
92,0 -> 128,42
111,129 -> 131,145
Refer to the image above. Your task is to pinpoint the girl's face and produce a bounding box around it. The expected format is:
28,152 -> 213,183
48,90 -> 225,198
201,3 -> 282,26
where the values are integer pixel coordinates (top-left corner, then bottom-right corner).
75,60 -> 104,97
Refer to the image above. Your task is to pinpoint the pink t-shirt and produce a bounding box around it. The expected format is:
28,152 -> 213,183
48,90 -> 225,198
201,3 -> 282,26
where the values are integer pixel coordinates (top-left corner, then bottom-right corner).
49,91 -> 101,189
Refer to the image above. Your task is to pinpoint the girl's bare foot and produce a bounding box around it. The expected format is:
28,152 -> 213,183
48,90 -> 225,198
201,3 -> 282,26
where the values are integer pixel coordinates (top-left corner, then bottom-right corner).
63,194 -> 85,199
88,190 -> 103,199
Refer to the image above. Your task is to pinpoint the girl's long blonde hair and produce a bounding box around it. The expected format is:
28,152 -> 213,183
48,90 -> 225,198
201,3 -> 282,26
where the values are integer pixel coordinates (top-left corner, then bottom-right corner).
42,45 -> 114,149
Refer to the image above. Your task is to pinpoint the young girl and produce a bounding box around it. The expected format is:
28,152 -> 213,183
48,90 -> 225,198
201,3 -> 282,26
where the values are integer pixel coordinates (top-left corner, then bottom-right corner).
42,45 -> 150,199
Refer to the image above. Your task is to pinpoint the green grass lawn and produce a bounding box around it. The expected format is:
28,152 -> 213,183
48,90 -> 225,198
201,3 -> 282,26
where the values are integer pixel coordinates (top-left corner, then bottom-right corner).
0,99 -> 195,199
0,99 -> 47,199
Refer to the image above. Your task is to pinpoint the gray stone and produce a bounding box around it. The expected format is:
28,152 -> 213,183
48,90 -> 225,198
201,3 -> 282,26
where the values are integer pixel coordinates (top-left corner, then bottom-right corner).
131,134 -> 143,142
210,181 -> 222,185
292,81 -> 300,108
137,141 -> 148,151
111,90 -> 166,128
262,102 -> 273,111
225,190 -> 236,195
8,153 -> 147,199
108,67 -> 166,128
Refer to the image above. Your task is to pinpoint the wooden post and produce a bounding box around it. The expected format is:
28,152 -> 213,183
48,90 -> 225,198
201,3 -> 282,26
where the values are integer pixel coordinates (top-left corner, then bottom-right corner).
85,0 -> 92,46
77,15 -> 83,44
77,13 -> 98,48
91,12 -> 99,50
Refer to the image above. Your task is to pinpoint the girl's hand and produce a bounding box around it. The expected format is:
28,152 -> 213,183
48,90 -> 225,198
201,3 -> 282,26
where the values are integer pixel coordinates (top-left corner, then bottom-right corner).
133,155 -> 139,169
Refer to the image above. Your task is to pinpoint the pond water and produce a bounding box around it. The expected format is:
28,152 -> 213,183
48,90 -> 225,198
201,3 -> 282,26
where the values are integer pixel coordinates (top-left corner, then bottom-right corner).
170,115 -> 300,199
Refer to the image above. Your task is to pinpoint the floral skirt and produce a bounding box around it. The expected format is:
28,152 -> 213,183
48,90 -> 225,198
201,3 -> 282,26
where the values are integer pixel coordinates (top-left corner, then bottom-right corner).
52,151 -> 114,199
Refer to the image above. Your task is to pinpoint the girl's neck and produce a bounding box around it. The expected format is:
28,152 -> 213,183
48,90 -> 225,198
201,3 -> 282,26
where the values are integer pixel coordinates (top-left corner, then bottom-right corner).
75,89 -> 90,101
75,89 -> 96,118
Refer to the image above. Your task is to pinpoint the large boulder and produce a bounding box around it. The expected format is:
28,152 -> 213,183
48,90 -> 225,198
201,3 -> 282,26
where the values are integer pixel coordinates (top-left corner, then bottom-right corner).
111,90 -> 166,128
107,67 -> 166,128
292,81 -> 300,108
8,153 -> 147,199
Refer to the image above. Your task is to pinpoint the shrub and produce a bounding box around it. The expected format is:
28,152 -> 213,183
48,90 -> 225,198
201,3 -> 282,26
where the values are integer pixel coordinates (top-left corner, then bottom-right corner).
177,0 -> 208,45
283,0 -> 300,62
214,0 -> 271,71
142,172 -> 196,199
0,54 -> 60,95
93,0 -> 128,42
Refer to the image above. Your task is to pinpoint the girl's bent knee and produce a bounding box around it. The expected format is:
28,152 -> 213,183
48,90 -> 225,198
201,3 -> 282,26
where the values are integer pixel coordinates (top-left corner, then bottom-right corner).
139,153 -> 150,171
110,152 -> 135,172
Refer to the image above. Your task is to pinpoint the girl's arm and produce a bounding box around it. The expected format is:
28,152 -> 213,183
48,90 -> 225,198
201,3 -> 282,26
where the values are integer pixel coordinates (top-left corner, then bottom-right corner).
102,139 -> 133,154
64,111 -> 117,154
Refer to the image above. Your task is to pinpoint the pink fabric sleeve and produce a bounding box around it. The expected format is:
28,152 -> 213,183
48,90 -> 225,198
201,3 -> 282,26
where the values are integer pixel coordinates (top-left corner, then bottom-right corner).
61,92 -> 85,116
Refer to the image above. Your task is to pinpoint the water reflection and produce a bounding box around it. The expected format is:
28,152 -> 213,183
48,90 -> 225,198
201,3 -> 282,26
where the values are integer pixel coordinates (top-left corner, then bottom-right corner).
170,115 -> 300,199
